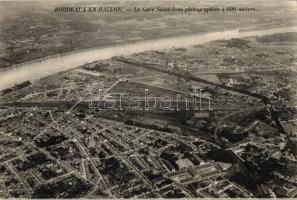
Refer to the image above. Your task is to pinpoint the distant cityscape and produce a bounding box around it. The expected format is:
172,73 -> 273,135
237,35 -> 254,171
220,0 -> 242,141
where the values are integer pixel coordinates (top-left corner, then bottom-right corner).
0,29 -> 296,198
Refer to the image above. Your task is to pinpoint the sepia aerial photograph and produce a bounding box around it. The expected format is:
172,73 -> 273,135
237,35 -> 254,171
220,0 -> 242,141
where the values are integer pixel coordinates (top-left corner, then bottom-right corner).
0,0 -> 297,198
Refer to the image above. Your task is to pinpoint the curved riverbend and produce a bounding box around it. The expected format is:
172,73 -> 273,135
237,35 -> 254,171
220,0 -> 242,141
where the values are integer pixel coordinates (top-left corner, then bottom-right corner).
0,26 -> 296,91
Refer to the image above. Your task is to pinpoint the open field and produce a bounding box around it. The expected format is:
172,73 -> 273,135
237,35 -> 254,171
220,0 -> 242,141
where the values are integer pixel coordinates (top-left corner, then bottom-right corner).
0,0 -> 296,68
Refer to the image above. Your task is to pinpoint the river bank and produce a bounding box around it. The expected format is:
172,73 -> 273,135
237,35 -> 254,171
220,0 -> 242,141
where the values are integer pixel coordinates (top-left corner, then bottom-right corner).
0,26 -> 296,91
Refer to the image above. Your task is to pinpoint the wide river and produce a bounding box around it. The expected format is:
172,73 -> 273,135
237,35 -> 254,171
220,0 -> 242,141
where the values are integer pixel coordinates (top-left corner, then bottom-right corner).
0,26 -> 296,91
